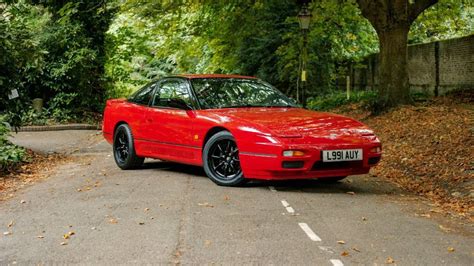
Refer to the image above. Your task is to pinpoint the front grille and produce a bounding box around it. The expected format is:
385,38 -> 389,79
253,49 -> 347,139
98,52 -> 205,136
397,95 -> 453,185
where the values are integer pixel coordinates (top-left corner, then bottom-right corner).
312,160 -> 363,171
282,161 -> 305,169
368,156 -> 381,165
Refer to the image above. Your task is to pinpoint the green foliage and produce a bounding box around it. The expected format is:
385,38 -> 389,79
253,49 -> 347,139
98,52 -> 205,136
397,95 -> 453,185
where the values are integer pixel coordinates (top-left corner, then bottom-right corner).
1,1 -> 115,127
2,0 -> 471,118
13,92 -> 79,126
307,90 -> 378,111
409,0 -> 473,44
105,0 -> 379,100
0,116 -> 26,172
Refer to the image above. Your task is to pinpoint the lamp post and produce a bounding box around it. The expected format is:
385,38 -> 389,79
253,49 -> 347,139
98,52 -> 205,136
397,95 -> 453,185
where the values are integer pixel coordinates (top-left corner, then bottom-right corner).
297,4 -> 311,108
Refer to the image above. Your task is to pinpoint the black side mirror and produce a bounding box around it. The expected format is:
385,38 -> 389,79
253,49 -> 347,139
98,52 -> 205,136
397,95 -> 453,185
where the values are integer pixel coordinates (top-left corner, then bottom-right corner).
168,98 -> 192,110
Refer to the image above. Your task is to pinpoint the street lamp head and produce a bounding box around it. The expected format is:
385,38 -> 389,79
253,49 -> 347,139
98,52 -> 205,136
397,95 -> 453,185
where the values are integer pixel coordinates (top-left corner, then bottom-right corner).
297,4 -> 312,30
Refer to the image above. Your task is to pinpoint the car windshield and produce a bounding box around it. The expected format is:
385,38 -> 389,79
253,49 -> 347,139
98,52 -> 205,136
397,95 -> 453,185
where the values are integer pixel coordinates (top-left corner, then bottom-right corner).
191,78 -> 297,109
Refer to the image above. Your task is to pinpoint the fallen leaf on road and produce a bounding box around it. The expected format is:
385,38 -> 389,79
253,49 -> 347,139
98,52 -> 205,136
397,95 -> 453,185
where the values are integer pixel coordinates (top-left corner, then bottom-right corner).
68,231 -> 75,236
337,240 -> 345,244
7,220 -> 14,228
3,231 -> 11,236
109,218 -> 118,224
198,202 -> 214,208
144,208 -> 150,211
447,247 -> 455,252
224,195 -> 230,201
420,213 -> 431,218
439,225 -> 452,233
430,208 -> 443,213
20,200 -> 26,204
63,234 -> 70,239
77,188 -> 82,192
138,222 -> 145,225
386,257 -> 395,264
36,235 -> 44,239
341,251 -> 349,256
352,247 -> 361,252
346,191 -> 356,195
362,217 -> 367,221
60,242 -> 67,246
205,240 -> 212,246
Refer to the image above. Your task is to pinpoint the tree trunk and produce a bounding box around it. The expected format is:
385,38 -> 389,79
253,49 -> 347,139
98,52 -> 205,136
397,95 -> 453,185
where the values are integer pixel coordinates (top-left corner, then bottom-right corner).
356,0 -> 438,111
376,25 -> 412,110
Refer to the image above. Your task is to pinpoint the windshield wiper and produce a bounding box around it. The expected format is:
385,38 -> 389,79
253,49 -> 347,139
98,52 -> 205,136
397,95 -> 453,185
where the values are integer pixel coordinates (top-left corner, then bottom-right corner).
220,104 -> 265,108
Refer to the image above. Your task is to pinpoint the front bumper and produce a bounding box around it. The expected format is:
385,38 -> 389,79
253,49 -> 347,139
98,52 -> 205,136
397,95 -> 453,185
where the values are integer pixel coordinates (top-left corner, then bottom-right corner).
239,143 -> 381,180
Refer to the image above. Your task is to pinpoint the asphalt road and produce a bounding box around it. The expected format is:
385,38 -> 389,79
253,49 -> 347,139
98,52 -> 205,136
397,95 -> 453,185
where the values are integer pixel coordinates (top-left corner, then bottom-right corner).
1,130 -> 473,265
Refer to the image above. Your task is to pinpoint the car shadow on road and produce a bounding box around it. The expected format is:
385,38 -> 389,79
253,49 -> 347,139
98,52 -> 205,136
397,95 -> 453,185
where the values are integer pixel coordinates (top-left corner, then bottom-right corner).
142,160 -> 208,177
250,178 -> 400,196
141,160 -> 399,196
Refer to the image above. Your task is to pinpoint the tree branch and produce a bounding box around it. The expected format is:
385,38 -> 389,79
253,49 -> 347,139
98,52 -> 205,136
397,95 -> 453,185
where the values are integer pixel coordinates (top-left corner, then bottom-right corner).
408,0 -> 439,23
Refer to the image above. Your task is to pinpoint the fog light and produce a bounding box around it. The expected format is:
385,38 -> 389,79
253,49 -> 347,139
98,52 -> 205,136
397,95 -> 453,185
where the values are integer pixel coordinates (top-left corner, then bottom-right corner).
283,150 -> 305,157
370,146 -> 382,153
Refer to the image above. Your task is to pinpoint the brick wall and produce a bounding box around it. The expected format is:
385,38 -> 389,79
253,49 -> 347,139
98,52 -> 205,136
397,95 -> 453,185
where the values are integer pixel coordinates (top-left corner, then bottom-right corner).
344,35 -> 474,95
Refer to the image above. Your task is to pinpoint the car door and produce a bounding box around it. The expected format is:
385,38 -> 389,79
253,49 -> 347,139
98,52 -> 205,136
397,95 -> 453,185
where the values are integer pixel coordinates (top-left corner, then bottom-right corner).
123,81 -> 157,156
144,78 -> 199,164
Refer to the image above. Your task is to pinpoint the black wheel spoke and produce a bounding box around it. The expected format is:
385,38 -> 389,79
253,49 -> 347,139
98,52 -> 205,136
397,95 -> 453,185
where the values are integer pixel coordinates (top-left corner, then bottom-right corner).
114,130 -> 130,164
213,160 -> 225,171
207,138 -> 241,181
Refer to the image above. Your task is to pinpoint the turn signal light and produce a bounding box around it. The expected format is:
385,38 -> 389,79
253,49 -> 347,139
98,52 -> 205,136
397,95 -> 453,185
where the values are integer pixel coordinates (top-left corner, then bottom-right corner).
283,150 -> 305,157
370,146 -> 382,153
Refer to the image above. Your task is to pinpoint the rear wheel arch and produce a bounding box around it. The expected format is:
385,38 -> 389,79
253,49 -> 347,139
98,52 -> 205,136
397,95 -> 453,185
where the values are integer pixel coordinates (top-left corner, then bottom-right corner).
113,123 -> 144,169
114,121 -> 128,135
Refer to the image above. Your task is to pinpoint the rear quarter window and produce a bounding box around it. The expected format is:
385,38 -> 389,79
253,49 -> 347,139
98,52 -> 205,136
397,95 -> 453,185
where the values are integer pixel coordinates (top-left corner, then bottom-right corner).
128,82 -> 157,105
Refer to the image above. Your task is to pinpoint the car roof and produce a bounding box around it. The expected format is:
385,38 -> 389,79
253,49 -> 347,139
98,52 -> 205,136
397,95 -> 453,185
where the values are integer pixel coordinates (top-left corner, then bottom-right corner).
173,74 -> 257,80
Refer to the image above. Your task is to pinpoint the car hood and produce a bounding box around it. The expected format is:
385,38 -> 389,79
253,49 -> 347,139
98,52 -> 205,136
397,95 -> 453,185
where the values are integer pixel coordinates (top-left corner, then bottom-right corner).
209,108 -> 374,139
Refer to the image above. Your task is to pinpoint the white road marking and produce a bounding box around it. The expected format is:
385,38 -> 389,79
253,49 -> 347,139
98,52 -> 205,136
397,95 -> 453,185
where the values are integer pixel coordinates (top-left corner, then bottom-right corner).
318,246 -> 334,254
330,259 -> 344,266
269,186 -> 277,192
298,223 -> 322,241
280,200 -> 295,213
286,206 -> 295,214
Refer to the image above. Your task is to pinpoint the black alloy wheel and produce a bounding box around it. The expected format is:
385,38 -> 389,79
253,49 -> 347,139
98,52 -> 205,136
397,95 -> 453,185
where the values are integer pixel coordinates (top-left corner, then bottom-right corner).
203,131 -> 246,186
113,124 -> 144,169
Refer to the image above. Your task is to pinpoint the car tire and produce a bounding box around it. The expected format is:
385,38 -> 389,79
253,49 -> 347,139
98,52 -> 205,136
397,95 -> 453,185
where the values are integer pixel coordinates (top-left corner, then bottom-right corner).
113,124 -> 144,170
203,131 -> 247,186
319,176 -> 347,183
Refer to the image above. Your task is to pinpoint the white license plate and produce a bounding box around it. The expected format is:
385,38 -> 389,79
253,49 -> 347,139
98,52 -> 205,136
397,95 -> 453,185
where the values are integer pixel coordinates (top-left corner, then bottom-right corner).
322,149 -> 363,162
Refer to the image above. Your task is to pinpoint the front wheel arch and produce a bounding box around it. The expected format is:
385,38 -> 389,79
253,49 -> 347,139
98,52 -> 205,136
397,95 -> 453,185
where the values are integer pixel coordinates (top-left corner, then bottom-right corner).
202,130 -> 247,186
202,126 -> 230,150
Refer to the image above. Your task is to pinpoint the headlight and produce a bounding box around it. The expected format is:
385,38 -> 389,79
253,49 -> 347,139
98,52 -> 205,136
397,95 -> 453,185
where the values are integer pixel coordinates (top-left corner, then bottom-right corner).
370,146 -> 382,153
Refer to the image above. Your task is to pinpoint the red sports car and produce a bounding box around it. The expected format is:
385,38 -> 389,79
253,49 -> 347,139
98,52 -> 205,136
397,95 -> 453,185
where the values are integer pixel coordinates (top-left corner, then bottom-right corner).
103,74 -> 382,186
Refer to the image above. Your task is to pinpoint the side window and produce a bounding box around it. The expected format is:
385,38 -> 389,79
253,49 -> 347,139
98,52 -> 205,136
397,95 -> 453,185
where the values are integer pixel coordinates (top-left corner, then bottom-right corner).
128,82 -> 156,105
152,80 -> 192,108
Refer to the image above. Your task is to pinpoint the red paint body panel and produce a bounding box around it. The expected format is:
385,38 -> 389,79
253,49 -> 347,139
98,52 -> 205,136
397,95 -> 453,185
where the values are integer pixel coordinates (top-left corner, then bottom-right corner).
103,76 -> 381,180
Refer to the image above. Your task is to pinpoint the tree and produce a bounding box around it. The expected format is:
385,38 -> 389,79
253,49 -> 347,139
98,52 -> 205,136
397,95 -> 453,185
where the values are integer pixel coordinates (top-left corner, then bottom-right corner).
356,0 -> 438,110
